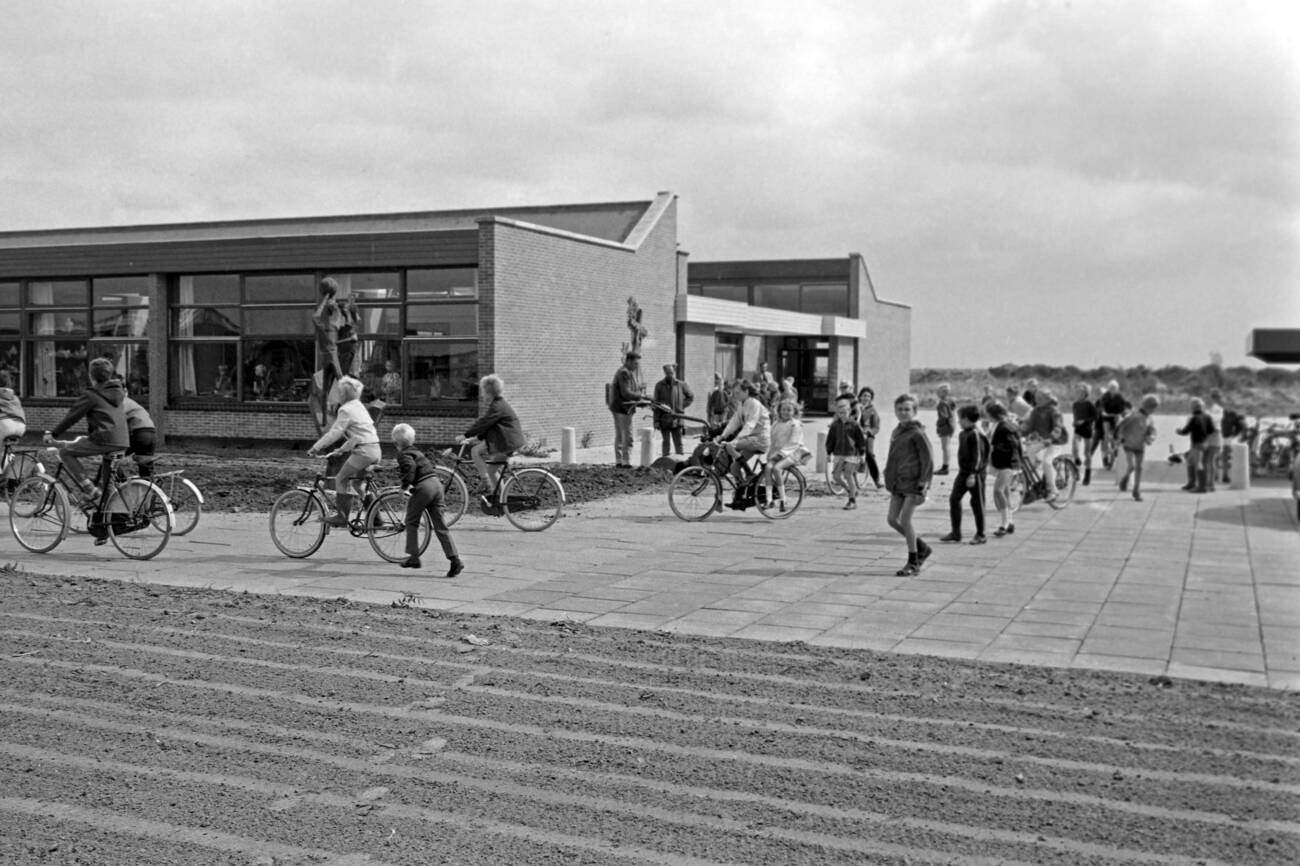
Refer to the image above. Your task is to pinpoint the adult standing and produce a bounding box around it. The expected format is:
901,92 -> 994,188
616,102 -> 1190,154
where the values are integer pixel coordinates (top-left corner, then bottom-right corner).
652,363 -> 695,457
609,350 -> 644,469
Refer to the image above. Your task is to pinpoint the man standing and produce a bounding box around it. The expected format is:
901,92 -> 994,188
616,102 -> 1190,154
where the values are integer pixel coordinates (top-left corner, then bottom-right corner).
609,350 -> 644,468
652,363 -> 694,457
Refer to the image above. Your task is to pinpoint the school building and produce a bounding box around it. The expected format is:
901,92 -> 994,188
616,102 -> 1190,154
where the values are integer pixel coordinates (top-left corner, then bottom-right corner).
0,192 -> 910,447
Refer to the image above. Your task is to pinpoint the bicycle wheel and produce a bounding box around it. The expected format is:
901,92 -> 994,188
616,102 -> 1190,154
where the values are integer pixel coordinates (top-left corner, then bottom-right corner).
106,479 -> 172,560
3,451 -> 44,498
501,468 -> 564,531
8,475 -> 69,553
757,466 -> 806,520
269,488 -> 328,558
668,466 -> 721,521
1050,456 -> 1078,508
434,466 -> 468,527
156,474 -> 203,536
824,461 -> 847,496
366,490 -> 431,563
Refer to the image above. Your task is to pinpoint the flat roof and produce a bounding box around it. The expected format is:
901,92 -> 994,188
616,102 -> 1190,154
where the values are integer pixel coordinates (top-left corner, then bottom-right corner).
1247,328 -> 1300,364
0,200 -> 654,249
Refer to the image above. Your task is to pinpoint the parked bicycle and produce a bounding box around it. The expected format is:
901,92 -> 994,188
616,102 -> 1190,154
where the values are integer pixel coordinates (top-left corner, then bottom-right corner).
664,411 -> 806,521
431,440 -> 565,532
1005,445 -> 1079,512
10,443 -> 174,560
110,456 -> 205,537
268,454 -> 431,561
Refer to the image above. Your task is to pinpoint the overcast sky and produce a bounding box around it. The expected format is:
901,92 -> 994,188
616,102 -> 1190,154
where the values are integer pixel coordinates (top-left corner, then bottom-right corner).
1,0 -> 1296,369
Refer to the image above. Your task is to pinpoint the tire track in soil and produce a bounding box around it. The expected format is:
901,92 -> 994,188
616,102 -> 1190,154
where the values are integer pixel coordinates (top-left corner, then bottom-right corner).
1,574 -> 1297,865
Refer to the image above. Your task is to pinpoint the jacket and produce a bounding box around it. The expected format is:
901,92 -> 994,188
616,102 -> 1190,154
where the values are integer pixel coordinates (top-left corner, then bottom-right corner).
957,427 -> 990,474
312,399 -> 380,453
884,420 -> 933,496
858,405 -> 881,440
122,397 -> 155,432
825,417 -> 866,457
990,419 -> 1022,471
768,419 -> 807,461
1176,411 -> 1215,446
1116,410 -> 1157,451
0,387 -> 24,424
465,396 -> 526,455
396,446 -> 439,489
610,366 -> 643,414
50,378 -> 129,447
652,377 -> 694,428
1022,402 -> 1065,444
1071,399 -> 1099,435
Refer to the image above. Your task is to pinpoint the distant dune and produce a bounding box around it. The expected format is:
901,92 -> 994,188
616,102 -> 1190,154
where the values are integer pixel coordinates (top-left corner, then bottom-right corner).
910,364 -> 1300,417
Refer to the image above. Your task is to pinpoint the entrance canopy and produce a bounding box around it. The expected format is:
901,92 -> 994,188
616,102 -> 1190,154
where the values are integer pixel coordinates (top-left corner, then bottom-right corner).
1248,328 -> 1300,363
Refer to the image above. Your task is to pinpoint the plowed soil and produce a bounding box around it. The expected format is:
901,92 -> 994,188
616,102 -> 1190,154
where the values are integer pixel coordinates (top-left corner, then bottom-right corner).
1,571 -> 1296,865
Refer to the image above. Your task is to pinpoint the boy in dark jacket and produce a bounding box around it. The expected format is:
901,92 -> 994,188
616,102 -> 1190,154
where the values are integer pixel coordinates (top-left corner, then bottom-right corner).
940,405 -> 990,545
884,393 -> 934,575
1176,397 -> 1216,493
45,357 -> 129,497
392,423 -> 463,577
826,393 -> 868,509
460,374 -> 526,513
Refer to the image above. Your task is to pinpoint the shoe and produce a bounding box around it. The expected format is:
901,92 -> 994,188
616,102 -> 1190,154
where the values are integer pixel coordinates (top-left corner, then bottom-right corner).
896,555 -> 919,576
1006,524 -> 1014,535
94,536 -> 108,546
1118,477 -> 1128,492
935,466 -> 949,476
916,540 -> 933,567
993,526 -> 1008,537
842,499 -> 856,511
939,532 -> 961,543
1132,493 -> 1143,502
400,557 -> 421,569
1180,484 -> 1195,491
325,512 -> 350,528
725,498 -> 753,511
446,558 -> 465,578
777,500 -> 787,513
478,495 -> 502,516
970,534 -> 987,545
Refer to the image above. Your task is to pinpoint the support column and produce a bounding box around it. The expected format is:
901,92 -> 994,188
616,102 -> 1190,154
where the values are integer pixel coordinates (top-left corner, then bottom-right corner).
148,273 -> 168,446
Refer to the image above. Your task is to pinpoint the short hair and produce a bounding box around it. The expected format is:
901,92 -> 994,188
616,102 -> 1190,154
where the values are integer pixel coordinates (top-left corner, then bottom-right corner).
337,376 -> 363,400
736,379 -> 757,395
834,392 -> 854,404
986,400 -> 1007,420
1140,394 -> 1160,412
958,404 -> 981,423
391,423 -> 415,446
1189,396 -> 1204,411
894,393 -> 918,409
89,357 -> 115,383
481,374 -> 503,397
1077,382 -> 1091,396
936,382 -> 950,393
858,386 -> 874,400
775,399 -> 800,418
320,277 -> 340,295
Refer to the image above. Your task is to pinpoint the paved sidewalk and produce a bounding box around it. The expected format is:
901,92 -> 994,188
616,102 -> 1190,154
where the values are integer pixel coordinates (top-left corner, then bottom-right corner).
4,459 -> 1297,689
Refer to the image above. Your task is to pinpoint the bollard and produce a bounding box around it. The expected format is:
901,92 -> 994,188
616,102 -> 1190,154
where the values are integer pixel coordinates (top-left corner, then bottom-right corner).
561,427 -> 576,465
1228,442 -> 1250,490
815,431 -> 828,473
638,427 -> 655,467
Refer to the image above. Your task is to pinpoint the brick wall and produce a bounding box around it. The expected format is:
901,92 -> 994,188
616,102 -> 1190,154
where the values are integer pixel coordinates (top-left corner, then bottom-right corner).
480,198 -> 680,451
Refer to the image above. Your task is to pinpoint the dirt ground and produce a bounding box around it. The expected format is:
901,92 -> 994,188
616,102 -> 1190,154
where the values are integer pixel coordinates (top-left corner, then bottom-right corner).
1,571 -> 1296,865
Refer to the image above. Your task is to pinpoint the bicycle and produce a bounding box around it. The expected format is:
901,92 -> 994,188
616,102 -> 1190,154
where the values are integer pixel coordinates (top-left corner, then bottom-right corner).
10,442 -> 174,560
268,454 -> 432,561
665,418 -> 806,522
1005,443 -> 1079,513
111,456 -> 205,537
431,440 -> 565,532
1,435 -> 45,499
1098,415 -> 1121,471
824,459 -> 870,497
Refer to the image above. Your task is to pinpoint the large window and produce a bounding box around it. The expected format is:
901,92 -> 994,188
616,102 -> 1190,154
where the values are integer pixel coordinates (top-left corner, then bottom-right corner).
168,268 -> 478,406
688,280 -> 849,316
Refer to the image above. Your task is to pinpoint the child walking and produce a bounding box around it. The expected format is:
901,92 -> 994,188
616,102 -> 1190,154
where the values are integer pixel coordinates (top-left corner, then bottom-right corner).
934,383 -> 956,475
884,394 -> 934,575
987,401 -> 1021,537
940,405 -> 990,545
391,423 -> 464,577
826,392 -> 867,510
1116,394 -> 1160,501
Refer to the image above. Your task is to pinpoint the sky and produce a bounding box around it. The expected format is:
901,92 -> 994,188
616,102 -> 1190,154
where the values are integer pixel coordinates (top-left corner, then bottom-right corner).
1,0 -> 1297,369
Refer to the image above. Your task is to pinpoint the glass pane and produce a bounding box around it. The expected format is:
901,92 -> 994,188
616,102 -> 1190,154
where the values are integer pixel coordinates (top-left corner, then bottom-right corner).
27,340 -> 88,397
406,340 -> 477,404
171,342 -> 238,399
29,311 -> 88,336
244,338 -> 314,402
0,282 -> 19,306
406,303 -> 476,337
243,307 -> 314,335
330,272 -> 401,302
686,283 -> 702,296
93,276 -> 151,307
801,283 -> 849,316
700,283 -> 749,304
0,341 -> 19,383
753,283 -> 800,312
407,268 -> 478,300
0,312 -> 18,336
171,307 -> 240,338
28,280 -> 87,306
94,307 -> 150,337
355,338 -> 403,404
92,341 -> 149,400
352,305 -> 400,335
175,274 -> 240,306
244,274 -> 315,303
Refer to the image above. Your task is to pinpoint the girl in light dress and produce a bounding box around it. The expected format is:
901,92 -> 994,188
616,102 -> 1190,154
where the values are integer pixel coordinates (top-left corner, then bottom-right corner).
765,399 -> 809,510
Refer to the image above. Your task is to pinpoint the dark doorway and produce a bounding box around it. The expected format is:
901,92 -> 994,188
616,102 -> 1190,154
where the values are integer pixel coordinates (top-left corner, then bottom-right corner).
779,337 -> 830,414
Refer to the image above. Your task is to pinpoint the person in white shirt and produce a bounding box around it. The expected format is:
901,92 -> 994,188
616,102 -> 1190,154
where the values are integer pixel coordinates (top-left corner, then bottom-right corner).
307,377 -> 380,526
719,379 -> 771,506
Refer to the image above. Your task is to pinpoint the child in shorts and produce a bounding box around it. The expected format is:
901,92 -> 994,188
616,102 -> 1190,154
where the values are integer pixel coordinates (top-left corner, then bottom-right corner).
884,393 -> 934,575
1116,394 -> 1160,501
826,392 -> 867,510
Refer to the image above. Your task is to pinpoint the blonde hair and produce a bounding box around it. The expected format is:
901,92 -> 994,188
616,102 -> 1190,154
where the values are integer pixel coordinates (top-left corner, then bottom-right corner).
775,399 -> 800,420
337,376 -> 363,401
391,423 -> 415,447
480,374 -> 503,397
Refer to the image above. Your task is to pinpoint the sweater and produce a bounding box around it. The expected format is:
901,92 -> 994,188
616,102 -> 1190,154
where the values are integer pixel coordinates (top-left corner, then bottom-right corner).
884,420 -> 933,496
